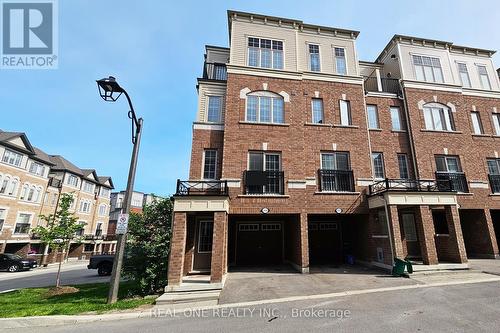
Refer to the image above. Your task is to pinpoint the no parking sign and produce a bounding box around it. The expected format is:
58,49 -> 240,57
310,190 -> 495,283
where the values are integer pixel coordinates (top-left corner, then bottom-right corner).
116,213 -> 129,235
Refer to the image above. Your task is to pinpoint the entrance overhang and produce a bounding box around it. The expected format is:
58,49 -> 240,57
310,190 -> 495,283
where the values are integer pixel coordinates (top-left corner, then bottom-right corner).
173,196 -> 230,213
368,192 -> 457,209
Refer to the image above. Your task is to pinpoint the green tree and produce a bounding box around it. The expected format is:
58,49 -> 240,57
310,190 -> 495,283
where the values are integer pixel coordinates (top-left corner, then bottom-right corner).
32,193 -> 84,288
123,197 -> 173,295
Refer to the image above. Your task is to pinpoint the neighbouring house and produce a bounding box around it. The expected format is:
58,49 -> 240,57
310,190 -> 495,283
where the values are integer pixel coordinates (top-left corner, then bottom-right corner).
0,129 -> 115,263
167,10 -> 500,289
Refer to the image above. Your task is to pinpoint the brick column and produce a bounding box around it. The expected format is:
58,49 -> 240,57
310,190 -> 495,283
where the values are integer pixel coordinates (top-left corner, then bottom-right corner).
484,210 -> 500,258
388,205 -> 405,259
167,212 -> 187,286
299,212 -> 309,273
416,206 -> 438,265
210,211 -> 227,283
444,206 -> 468,263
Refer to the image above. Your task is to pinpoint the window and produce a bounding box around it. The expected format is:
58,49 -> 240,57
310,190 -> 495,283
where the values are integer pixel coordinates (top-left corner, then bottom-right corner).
0,177 -> 9,194
247,37 -> 283,69
79,200 -> 91,213
2,149 -> 22,167
246,94 -> 284,124
398,154 -> 409,179
320,223 -> 338,231
67,174 -> 79,187
75,221 -> 85,236
432,210 -> 449,234
423,105 -> 454,131
203,149 -> 217,180
477,65 -> 491,90
239,224 -> 259,231
311,99 -> 324,124
435,156 -> 461,173
457,63 -> 471,88
100,187 -> 110,198
487,159 -> 500,175
197,221 -> 213,253
0,209 -> 5,230
82,181 -> 94,193
492,114 -> 500,136
29,161 -> 45,176
51,193 -> 58,206
367,105 -> 379,129
372,153 -> 385,179
261,223 -> 281,231
412,55 -> 443,83
8,179 -> 18,196
247,152 -> 281,194
308,44 -> 320,71
334,48 -> 347,75
14,213 -> 31,234
84,244 -> 94,252
471,112 -> 484,135
19,184 -> 28,200
390,107 -> 404,131
339,100 -> 352,126
98,204 -> 107,217
321,152 -> 350,170
95,222 -> 103,236
207,96 -> 222,122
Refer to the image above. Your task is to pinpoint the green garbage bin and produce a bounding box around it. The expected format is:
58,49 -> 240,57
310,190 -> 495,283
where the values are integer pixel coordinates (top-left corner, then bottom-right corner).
406,260 -> 413,274
392,258 -> 407,276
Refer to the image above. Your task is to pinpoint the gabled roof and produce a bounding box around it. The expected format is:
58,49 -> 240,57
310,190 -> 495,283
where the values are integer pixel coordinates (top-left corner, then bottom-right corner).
81,169 -> 99,182
48,155 -> 84,176
32,146 -> 55,166
0,130 -> 35,155
98,176 -> 114,189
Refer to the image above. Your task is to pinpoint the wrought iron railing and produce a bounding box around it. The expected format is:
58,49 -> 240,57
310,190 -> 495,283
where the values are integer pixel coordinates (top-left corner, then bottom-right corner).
435,172 -> 469,193
175,179 -> 228,196
318,169 -> 355,192
369,178 -> 456,196
364,77 -> 401,95
203,62 -> 227,81
488,174 -> 500,193
48,177 -> 62,188
244,170 -> 285,195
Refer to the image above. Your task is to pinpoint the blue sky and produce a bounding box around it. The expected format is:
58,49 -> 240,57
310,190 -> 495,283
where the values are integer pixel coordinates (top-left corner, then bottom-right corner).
1,0 -> 499,196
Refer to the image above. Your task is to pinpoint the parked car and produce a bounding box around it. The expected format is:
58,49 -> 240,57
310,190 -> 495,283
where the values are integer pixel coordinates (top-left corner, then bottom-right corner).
87,254 -> 114,276
0,253 -> 38,272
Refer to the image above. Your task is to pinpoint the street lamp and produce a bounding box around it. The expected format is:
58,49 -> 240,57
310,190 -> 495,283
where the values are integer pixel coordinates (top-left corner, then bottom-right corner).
96,76 -> 143,304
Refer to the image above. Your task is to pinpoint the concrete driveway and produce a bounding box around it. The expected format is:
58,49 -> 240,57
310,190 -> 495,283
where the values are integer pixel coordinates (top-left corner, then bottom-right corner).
468,259 -> 500,275
219,264 -> 418,304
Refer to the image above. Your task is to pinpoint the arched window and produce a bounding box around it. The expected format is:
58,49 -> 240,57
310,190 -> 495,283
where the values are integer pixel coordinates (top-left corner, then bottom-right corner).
27,186 -> 35,201
422,103 -> 455,131
20,184 -> 29,200
33,187 -> 42,202
0,176 -> 10,194
8,178 -> 18,196
246,91 -> 284,124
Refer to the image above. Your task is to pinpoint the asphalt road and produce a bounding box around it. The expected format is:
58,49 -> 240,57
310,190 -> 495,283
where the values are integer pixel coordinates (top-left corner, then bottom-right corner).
7,281 -> 500,332
0,261 -> 109,292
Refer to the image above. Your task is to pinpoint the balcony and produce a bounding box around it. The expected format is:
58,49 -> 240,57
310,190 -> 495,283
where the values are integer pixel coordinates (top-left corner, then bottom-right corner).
202,62 -> 227,81
175,179 -> 228,196
435,172 -> 469,193
364,77 -> 401,95
488,174 -> 500,193
48,177 -> 62,188
369,178 -> 465,196
318,169 -> 355,192
243,171 -> 285,195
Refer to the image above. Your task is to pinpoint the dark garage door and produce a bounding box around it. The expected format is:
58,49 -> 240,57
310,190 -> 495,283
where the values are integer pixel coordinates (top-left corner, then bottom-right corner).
308,222 -> 342,265
236,222 -> 283,266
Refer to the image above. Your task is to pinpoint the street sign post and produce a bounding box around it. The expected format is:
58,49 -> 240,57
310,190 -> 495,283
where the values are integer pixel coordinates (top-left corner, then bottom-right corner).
116,213 -> 129,235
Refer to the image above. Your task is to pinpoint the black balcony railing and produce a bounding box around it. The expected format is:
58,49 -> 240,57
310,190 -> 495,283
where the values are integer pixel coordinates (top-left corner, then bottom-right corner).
488,174 -> 500,193
48,177 -> 62,188
244,170 -> 285,195
435,172 -> 469,193
364,77 -> 401,95
318,169 -> 355,192
369,178 -> 458,196
175,179 -> 228,196
203,62 -> 227,81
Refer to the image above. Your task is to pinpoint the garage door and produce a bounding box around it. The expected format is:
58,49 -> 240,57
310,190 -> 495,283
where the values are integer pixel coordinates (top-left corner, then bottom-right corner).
308,222 -> 342,265
236,222 -> 283,266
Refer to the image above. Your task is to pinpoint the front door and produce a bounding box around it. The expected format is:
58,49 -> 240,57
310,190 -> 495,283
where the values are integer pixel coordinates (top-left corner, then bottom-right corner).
401,213 -> 420,258
192,220 -> 213,272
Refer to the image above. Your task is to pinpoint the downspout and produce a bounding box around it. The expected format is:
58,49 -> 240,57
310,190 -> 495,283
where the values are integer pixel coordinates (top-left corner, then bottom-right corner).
362,79 -> 375,181
400,80 -> 420,180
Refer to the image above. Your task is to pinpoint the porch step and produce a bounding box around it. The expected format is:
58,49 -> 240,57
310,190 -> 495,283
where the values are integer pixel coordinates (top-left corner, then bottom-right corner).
165,282 -> 223,292
410,263 -> 469,274
155,290 -> 220,305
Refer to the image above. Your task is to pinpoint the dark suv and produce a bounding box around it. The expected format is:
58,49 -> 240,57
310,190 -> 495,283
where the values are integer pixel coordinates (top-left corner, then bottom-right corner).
0,253 -> 38,272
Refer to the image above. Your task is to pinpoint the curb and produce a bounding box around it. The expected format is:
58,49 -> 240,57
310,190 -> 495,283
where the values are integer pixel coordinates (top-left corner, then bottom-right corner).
2,276 -> 500,329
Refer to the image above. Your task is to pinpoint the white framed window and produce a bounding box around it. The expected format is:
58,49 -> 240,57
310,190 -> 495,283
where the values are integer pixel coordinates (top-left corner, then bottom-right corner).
487,159 -> 500,175
321,152 -> 350,171
14,213 -> 31,234
372,152 -> 385,179
397,154 -> 409,179
207,95 -> 223,123
390,106 -> 403,131
79,200 -> 91,213
238,223 -> 259,231
367,105 -> 379,129
29,161 -> 45,176
423,104 -> 454,131
311,98 -> 324,124
0,176 -> 9,194
334,47 -> 347,75
247,37 -> 283,69
339,100 -> 352,126
412,55 -> 443,83
492,114 -> 500,136
247,152 -> 281,194
100,187 -> 110,198
435,156 -> 461,173
457,63 -> 471,88
246,93 -> 284,124
82,181 -> 94,193
477,65 -> 491,90
308,44 -> 320,71
75,221 -> 86,236
66,174 -> 79,187
197,221 -> 213,253
51,193 -> 58,206
2,149 -> 22,167
95,222 -> 103,236
0,208 -> 6,230
471,112 -> 484,135
203,149 -> 217,180
98,204 -> 107,217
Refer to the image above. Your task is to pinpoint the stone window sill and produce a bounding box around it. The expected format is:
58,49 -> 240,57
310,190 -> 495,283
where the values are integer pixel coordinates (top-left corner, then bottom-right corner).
314,191 -> 361,195
304,122 -> 333,127
368,128 -> 382,132
391,129 -> 407,133
333,124 -> 359,129
420,129 -> 463,134
472,134 -> 492,138
239,121 -> 290,127
237,194 -> 290,198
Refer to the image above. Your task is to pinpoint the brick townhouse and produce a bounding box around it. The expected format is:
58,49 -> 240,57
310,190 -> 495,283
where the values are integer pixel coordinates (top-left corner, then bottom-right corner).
167,11 -> 500,289
0,130 -> 115,263
108,191 -> 161,234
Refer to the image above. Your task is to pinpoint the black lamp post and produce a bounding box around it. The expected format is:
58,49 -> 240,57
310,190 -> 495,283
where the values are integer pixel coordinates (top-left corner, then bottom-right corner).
96,76 -> 143,304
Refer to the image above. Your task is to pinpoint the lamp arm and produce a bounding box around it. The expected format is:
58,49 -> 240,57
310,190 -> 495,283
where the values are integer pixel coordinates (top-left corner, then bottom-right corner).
123,90 -> 141,144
